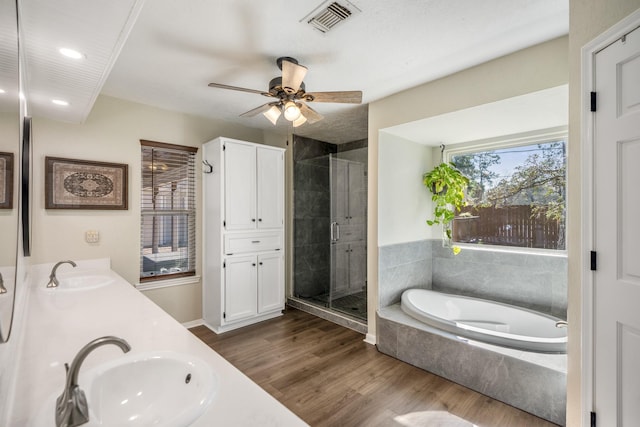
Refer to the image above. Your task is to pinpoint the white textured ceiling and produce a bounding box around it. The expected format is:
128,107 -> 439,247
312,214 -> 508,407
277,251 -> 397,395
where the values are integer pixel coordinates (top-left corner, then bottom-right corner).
18,0 -> 144,123
0,0 -> 19,114
18,0 -> 569,144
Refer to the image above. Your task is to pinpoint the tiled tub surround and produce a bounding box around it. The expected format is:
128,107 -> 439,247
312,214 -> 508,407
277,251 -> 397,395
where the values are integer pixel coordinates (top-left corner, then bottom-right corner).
431,242 -> 568,319
377,306 -> 567,425
378,240 -> 433,309
379,239 -> 567,318
8,259 -> 307,426
377,241 -> 568,425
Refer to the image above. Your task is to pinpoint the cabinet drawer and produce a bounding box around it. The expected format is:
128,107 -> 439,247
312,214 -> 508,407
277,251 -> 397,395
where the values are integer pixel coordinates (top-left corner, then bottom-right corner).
225,232 -> 283,254
336,223 -> 365,243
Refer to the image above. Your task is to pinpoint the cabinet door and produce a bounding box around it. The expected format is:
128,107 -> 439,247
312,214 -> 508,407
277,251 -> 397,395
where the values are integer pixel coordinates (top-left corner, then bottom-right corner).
224,255 -> 257,323
331,243 -> 350,296
348,242 -> 367,293
256,147 -> 284,229
224,142 -> 256,230
331,157 -> 349,224
257,252 -> 284,313
347,162 -> 366,226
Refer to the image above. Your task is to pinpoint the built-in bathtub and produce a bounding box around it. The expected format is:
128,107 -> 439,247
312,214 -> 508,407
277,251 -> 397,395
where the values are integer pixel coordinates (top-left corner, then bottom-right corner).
376,292 -> 567,425
401,288 -> 567,353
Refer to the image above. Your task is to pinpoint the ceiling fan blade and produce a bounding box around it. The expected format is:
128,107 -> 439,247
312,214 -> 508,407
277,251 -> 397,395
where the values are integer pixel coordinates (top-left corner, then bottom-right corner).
299,102 -> 324,124
208,82 -> 273,97
240,103 -> 276,117
305,91 -> 362,104
281,59 -> 308,94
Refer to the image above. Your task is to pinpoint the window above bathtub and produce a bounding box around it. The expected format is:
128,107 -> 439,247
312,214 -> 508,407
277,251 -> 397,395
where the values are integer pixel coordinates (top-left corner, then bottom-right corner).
447,127 -> 567,251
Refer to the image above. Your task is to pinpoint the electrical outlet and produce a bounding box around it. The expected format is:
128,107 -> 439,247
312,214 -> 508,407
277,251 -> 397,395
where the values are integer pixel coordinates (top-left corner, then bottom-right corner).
85,230 -> 99,243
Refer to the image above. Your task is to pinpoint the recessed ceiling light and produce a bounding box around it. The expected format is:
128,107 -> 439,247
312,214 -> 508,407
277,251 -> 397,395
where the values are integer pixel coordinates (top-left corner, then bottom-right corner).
52,99 -> 69,106
0,88 -> 6,94
59,47 -> 84,59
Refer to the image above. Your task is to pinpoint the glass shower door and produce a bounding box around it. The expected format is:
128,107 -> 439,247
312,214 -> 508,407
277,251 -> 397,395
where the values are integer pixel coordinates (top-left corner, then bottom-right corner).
330,155 -> 348,307
329,155 -> 367,320
292,144 -> 367,322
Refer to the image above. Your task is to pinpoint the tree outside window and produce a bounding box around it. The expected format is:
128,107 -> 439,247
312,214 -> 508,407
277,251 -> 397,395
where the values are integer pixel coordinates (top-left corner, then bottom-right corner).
451,138 -> 567,250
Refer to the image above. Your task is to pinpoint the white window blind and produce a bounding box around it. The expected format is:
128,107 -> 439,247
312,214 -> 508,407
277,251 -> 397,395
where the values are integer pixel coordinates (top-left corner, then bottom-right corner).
140,140 -> 197,281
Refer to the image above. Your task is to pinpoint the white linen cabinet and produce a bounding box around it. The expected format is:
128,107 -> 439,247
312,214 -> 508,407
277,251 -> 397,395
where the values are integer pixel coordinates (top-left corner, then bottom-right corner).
202,137 -> 285,333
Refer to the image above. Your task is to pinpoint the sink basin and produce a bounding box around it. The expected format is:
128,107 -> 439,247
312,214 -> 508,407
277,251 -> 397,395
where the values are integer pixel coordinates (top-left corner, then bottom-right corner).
84,351 -> 217,426
52,270 -> 115,291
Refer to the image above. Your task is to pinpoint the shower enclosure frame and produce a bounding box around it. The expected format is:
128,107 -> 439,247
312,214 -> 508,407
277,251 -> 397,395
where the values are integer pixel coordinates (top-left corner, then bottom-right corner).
291,142 -> 368,327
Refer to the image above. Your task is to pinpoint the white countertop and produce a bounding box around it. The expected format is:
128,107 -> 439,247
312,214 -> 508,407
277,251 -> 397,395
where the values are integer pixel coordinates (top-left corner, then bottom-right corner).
10,259 -> 307,427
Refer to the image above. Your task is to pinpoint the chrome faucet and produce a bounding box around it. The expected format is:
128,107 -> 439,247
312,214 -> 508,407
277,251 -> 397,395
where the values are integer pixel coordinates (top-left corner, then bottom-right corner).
55,336 -> 131,427
555,320 -> 568,328
47,260 -> 77,288
0,272 -> 6,294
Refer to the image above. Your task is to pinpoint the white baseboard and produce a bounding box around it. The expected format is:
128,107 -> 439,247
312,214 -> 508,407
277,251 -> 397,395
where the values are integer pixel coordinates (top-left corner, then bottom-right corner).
364,332 -> 376,345
182,318 -> 204,328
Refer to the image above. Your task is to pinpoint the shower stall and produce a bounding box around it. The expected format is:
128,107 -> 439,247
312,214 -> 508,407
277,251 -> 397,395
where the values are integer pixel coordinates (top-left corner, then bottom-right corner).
292,136 -> 367,323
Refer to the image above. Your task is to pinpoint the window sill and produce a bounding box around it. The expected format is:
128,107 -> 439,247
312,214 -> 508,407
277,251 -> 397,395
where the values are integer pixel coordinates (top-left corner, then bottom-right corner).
452,243 -> 567,257
136,275 -> 201,291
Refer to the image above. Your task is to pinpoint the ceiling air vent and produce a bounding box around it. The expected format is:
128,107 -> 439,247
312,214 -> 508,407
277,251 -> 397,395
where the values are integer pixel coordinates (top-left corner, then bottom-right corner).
301,1 -> 361,34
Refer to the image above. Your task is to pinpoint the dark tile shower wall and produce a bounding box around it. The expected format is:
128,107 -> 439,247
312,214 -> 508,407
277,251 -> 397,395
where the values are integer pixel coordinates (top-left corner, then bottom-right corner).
293,136 -> 336,298
337,138 -> 368,153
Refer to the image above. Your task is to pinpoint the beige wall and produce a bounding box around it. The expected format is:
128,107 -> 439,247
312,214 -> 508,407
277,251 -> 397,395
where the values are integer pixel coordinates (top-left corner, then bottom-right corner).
377,132 -> 435,246
567,1 -> 640,425
30,95 -> 274,323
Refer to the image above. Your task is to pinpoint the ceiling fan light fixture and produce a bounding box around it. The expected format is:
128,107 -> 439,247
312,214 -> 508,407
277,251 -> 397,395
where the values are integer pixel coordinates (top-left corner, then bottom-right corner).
283,101 -> 302,121
281,59 -> 308,93
263,104 -> 282,125
292,115 -> 307,127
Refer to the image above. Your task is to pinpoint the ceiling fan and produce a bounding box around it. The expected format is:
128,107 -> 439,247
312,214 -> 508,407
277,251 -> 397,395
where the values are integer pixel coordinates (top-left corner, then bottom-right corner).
208,56 -> 362,127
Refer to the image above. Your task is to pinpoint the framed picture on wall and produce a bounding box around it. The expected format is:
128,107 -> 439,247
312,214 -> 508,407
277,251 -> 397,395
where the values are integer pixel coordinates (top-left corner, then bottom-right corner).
0,152 -> 14,209
45,156 -> 128,210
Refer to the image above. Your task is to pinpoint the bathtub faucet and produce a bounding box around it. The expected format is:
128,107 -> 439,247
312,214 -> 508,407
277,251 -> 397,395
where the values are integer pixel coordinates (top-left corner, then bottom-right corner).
555,320 -> 568,328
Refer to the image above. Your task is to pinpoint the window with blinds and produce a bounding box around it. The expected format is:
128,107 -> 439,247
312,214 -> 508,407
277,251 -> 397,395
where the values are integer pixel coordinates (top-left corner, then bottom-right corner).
140,140 -> 197,282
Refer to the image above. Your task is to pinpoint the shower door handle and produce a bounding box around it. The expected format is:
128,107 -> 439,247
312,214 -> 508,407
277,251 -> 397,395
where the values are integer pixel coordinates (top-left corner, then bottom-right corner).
330,222 -> 338,242
335,223 -> 340,241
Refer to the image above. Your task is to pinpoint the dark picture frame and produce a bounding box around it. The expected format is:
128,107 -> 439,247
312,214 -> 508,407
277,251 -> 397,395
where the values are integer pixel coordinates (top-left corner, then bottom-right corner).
22,116 -> 32,256
45,156 -> 128,210
0,152 -> 14,209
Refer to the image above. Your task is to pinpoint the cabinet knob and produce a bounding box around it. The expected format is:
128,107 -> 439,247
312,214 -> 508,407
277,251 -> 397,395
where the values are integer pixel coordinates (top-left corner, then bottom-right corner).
252,218 -> 256,222
258,218 -> 262,222
252,263 -> 256,267
259,262 -> 263,265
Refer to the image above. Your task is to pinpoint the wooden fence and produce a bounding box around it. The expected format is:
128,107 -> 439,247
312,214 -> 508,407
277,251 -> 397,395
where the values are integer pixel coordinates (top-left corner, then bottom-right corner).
452,205 -> 564,250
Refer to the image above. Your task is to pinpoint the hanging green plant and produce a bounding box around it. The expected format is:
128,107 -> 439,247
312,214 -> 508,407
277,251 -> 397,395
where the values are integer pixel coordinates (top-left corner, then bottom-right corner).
423,161 -> 469,251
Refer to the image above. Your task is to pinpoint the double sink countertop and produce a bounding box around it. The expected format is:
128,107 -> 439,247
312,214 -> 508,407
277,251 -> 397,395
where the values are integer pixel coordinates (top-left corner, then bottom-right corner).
9,258 -> 307,427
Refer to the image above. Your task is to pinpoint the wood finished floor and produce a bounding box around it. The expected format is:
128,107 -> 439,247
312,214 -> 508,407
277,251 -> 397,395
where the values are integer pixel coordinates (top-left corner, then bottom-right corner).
190,308 -> 559,427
